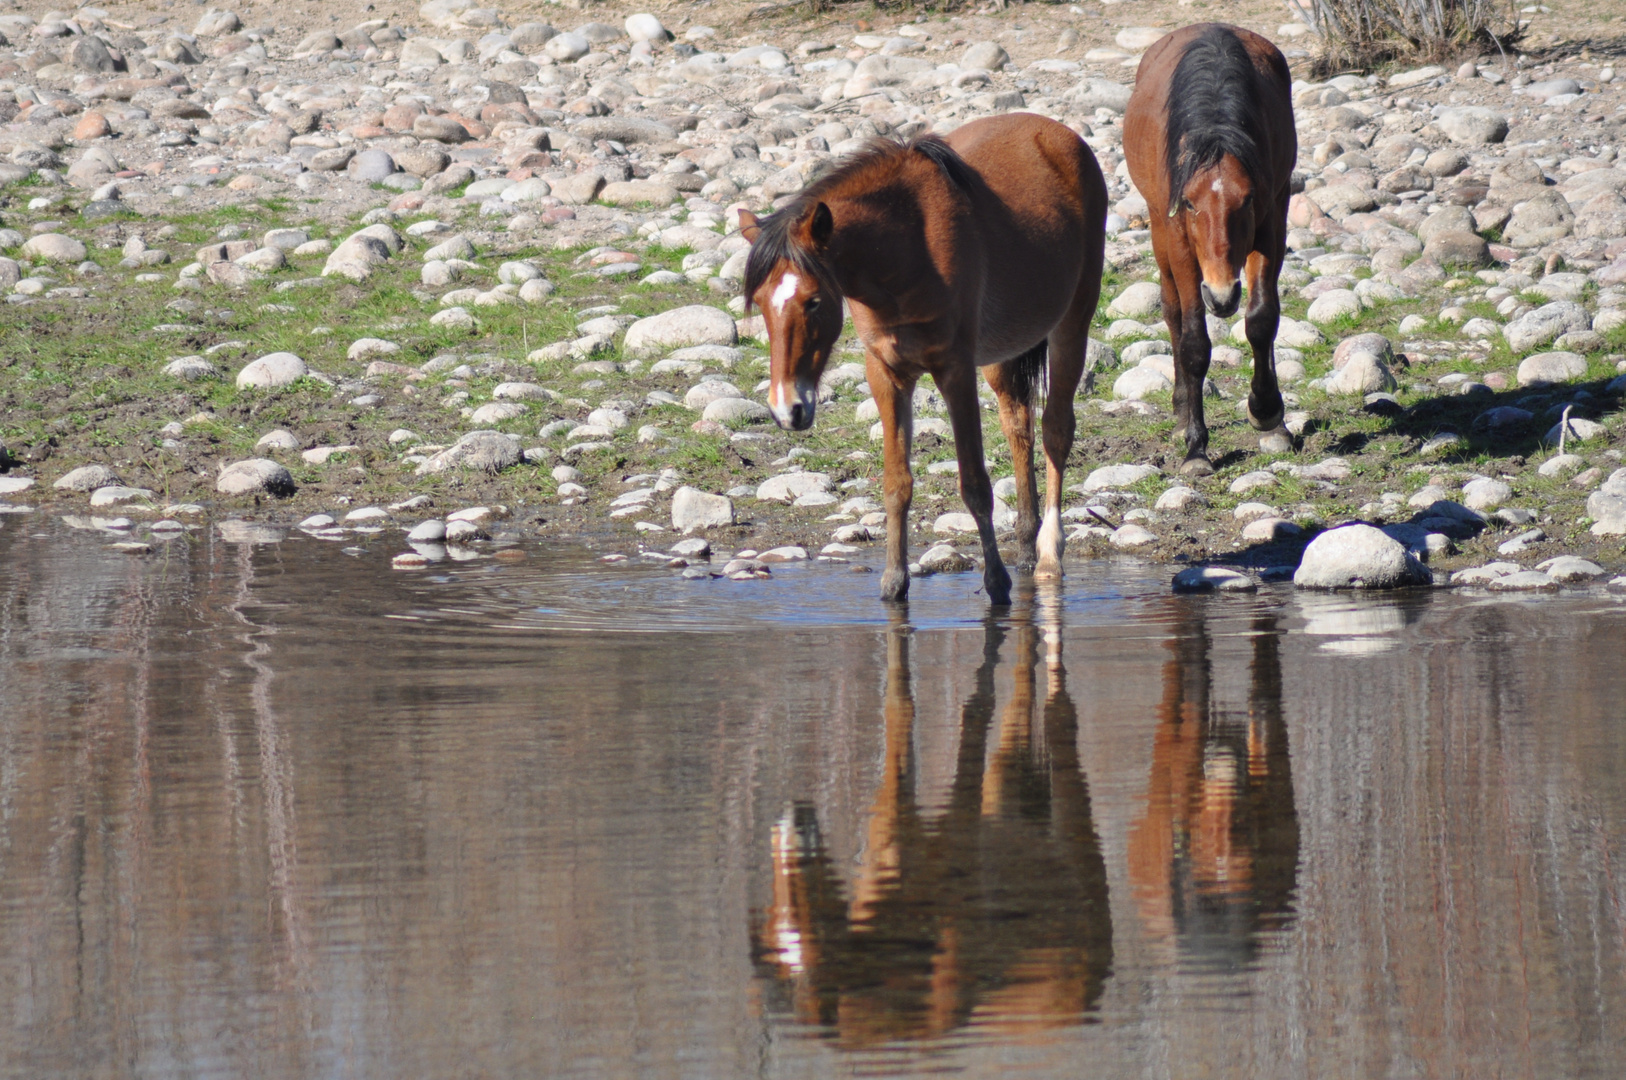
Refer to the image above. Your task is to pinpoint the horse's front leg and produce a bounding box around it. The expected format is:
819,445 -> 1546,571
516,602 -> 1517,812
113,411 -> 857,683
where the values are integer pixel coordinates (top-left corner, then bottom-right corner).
868,353 -> 916,603
940,363 -> 1012,606
1160,261 -> 1213,476
1243,247 -> 1288,448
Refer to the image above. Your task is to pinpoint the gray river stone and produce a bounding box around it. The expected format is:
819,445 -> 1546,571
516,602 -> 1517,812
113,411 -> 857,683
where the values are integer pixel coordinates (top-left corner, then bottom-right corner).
671,486 -> 734,532
216,458 -> 297,496
53,464 -> 122,491
415,431 -> 522,476
1294,524 -> 1431,589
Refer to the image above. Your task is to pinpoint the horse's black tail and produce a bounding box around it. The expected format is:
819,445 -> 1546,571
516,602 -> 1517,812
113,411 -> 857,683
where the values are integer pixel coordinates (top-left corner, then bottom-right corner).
1004,339 -> 1049,406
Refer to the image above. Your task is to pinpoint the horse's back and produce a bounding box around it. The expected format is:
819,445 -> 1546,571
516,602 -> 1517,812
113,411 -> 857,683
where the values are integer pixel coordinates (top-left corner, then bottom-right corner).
944,114 -> 1104,225
931,114 -> 1105,362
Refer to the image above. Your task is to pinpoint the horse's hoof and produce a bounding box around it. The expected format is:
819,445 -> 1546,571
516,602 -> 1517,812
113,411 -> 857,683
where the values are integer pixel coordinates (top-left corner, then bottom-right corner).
1179,455 -> 1214,478
1247,397 -> 1286,433
1033,557 -> 1064,581
985,566 -> 1014,606
880,569 -> 910,603
1259,427 -> 1293,454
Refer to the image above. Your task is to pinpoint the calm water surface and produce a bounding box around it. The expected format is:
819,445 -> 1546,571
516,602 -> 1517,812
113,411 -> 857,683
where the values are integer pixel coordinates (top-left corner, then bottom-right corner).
2,519 -> 1626,1078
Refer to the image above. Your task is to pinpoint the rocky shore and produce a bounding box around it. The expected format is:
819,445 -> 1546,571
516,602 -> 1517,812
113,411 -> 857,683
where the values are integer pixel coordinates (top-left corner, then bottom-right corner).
1,0 -> 1624,593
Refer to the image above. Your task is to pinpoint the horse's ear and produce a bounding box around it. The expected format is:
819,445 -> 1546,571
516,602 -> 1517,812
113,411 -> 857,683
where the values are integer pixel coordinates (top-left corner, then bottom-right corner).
738,211 -> 760,242
807,202 -> 834,246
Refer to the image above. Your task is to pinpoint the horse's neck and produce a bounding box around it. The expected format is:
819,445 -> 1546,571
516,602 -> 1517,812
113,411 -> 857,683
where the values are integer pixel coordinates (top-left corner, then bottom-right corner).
824,198 -> 917,316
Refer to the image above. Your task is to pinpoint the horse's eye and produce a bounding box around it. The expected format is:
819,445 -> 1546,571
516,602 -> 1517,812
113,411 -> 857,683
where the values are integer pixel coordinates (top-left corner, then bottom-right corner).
1183,199 -> 1197,213
804,296 -> 821,313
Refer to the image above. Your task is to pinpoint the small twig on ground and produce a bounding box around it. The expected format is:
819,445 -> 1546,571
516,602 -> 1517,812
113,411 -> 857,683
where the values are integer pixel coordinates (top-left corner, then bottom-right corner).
1087,506 -> 1120,529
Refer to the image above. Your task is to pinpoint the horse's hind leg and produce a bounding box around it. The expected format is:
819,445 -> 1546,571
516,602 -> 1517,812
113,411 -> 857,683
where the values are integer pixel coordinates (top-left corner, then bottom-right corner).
1036,310 -> 1093,579
1243,247 -> 1289,450
940,361 -> 1012,606
984,343 -> 1045,571
868,352 -> 917,603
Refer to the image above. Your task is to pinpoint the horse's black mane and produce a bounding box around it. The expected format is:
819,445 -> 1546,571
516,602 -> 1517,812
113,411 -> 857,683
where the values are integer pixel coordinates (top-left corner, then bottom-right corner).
1164,26 -> 1274,203
742,135 -> 975,309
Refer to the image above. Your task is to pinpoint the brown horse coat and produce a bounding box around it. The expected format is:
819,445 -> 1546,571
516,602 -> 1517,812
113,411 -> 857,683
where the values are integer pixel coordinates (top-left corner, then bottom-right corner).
742,113 -> 1107,604
1124,23 -> 1297,474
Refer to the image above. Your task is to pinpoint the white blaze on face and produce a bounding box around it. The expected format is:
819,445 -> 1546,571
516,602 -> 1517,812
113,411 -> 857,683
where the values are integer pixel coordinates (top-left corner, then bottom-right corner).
770,271 -> 801,315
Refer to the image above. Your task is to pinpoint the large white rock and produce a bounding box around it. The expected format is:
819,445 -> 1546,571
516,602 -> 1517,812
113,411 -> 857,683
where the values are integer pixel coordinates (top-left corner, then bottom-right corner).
1434,106 -> 1509,145
1461,477 -> 1512,510
1542,416 -> 1607,446
164,356 -> 218,380
414,430 -> 521,475
1275,318 -> 1325,348
960,41 -> 1010,71
236,352 -> 308,389
1293,524 -> 1431,589
1107,281 -> 1163,319
347,338 -> 400,360
1326,351 -> 1396,395
545,30 -> 590,61
469,402 -> 528,424
21,233 -> 87,263
671,486 -> 734,531
1515,350 -> 1588,387
193,8 -> 242,35
757,472 -> 831,502
703,397 -> 771,424
1114,26 -> 1167,50
1081,463 -> 1160,492
54,464 -> 121,491
1588,468 -> 1626,522
1113,365 -> 1172,400
1387,65 -> 1445,89
216,458 -> 297,496
1504,302 -> 1590,352
623,305 -> 738,355
624,13 -> 669,42
684,380 -> 743,410
1306,288 -> 1362,324
322,233 -> 392,280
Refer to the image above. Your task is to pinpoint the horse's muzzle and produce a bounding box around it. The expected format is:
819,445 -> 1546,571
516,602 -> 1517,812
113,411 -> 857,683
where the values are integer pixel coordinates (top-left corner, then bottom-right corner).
770,387 -> 817,431
1201,280 -> 1242,319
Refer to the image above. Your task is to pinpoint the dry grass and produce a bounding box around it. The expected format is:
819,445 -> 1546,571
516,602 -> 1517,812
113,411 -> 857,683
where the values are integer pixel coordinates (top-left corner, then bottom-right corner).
1292,0 -> 1526,72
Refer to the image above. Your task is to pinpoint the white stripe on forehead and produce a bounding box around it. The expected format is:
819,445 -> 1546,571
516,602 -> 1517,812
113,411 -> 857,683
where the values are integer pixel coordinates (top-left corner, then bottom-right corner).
770,271 -> 801,315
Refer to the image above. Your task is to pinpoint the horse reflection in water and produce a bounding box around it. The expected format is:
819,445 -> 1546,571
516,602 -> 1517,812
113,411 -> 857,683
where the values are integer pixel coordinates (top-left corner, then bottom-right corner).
1128,602 -> 1299,969
753,605 -> 1112,1046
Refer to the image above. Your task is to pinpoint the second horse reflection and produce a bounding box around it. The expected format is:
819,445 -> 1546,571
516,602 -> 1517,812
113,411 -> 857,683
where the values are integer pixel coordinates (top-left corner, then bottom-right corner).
1128,602 -> 1300,970
754,612 -> 1113,1046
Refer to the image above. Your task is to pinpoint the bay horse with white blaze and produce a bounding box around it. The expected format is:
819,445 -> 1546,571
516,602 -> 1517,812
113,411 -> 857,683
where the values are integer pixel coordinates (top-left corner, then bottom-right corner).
1124,23 -> 1297,476
741,113 -> 1107,605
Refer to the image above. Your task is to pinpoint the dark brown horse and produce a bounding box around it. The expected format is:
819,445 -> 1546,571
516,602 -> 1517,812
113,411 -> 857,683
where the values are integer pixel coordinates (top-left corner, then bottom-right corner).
1124,24 -> 1297,476
739,113 -> 1107,605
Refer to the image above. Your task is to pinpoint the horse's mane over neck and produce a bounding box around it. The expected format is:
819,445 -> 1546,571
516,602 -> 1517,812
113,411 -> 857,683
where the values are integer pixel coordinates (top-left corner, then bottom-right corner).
1163,26 -> 1277,201
742,135 -> 974,309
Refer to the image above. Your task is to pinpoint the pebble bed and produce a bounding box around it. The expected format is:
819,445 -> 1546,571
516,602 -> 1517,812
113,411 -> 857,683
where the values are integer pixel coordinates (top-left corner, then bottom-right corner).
2,1 -> 1626,594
